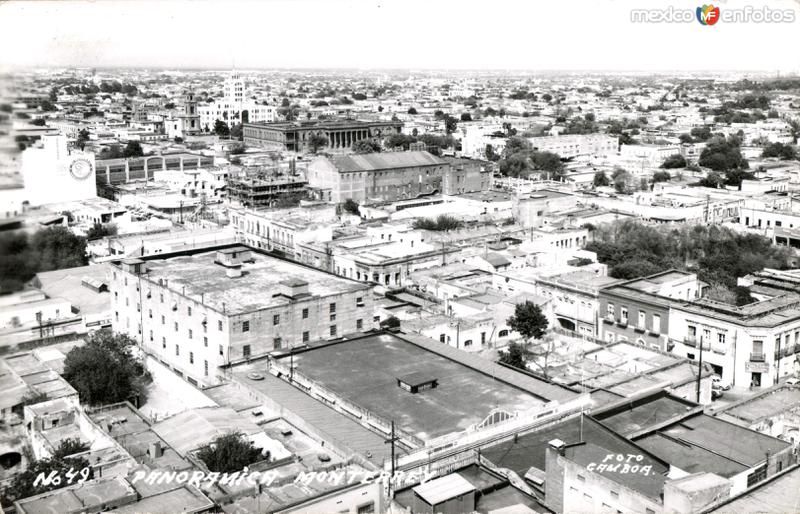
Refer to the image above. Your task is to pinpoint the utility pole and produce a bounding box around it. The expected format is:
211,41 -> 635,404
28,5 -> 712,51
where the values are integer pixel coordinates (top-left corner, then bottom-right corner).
696,334 -> 704,403
384,421 -> 400,488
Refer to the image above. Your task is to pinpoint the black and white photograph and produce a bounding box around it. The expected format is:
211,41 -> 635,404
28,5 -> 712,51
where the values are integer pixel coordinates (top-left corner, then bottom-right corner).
0,0 -> 800,512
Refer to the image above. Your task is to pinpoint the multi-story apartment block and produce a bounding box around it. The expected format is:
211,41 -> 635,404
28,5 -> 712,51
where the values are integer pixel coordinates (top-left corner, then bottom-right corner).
599,270 -> 704,352
669,269 -> 800,388
110,246 -> 373,388
197,73 -> 276,131
528,134 -> 619,159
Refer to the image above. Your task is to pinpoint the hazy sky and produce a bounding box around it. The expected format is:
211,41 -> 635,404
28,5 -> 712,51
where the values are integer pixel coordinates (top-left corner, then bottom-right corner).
1,0 -> 798,71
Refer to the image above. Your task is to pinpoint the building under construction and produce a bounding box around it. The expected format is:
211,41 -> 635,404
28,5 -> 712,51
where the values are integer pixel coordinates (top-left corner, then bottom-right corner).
227,164 -> 308,208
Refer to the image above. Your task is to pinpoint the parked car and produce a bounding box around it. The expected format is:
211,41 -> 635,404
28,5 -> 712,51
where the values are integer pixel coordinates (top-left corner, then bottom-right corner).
712,375 -> 731,391
786,377 -> 799,386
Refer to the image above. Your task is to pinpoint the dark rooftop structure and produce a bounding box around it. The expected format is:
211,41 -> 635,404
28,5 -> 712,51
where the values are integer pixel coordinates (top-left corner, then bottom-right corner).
284,332 -> 566,441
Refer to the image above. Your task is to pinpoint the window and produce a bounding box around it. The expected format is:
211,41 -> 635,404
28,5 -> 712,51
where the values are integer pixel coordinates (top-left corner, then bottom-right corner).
499,329 -> 509,337
330,325 -> 337,336
189,352 -> 194,364
302,308 -> 309,319
303,331 -> 309,343
175,344 -> 180,356
161,315 -> 165,325
187,306 -> 192,316
148,309 -> 152,319
174,322 -> 179,332
718,333 -> 726,345
464,340 -> 473,346
149,330 -> 153,341
638,311 -> 646,328
357,319 -> 363,330
703,328 -> 711,342
274,337 -> 282,349
620,307 -> 628,322
242,320 -> 250,332
243,345 -> 251,358
330,313 -> 336,322
204,360 -> 209,376
188,329 -> 193,339
329,302 -> 336,313
652,314 -> 660,333
356,296 -> 363,306
273,314 -> 280,325
357,503 -> 375,514
610,490 -> 619,499
160,293 -> 164,303
162,337 -> 166,349
607,303 -> 615,318
219,345 -> 224,356
218,320 -> 223,331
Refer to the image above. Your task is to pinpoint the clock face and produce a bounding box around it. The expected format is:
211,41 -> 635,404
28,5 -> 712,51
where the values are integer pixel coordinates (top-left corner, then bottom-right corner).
69,158 -> 93,180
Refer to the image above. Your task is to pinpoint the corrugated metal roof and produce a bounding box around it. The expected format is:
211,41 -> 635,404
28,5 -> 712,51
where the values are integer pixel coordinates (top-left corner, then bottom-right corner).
329,151 -> 446,173
413,473 -> 475,505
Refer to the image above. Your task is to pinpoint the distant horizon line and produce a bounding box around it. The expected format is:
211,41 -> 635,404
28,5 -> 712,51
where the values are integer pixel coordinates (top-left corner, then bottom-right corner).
3,65 -> 799,75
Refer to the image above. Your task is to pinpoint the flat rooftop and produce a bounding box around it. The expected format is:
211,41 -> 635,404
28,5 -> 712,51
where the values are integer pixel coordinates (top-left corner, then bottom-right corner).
481,414 -> 669,485
717,386 -> 800,424
286,333 -> 553,441
125,249 -> 368,315
710,464 -> 800,513
633,413 -> 791,473
592,393 -> 697,437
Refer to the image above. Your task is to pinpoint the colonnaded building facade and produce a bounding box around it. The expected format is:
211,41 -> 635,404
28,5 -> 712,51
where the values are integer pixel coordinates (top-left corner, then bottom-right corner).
242,119 -> 403,152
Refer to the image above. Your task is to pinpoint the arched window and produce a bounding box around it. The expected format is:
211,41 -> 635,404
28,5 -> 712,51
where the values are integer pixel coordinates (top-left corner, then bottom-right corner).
499,330 -> 509,337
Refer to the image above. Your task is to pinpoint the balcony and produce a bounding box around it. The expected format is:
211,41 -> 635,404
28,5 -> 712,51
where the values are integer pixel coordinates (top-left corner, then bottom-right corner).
684,336 -> 697,348
617,318 -> 628,328
750,352 -> 766,362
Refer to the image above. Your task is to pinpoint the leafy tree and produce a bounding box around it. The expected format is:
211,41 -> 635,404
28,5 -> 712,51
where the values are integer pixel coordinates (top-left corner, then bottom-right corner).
593,170 -> 610,187
705,283 -> 738,304
196,432 -> 268,473
460,113 -> 472,122
342,199 -> 360,215
52,438 -> 90,459
384,133 -> 415,150
762,142 -> 797,160
352,139 -> 381,154
612,167 -> 633,194
380,316 -> 401,329
698,137 -> 748,171
76,129 -> 90,150
123,141 -> 144,158
214,120 -> 230,137
443,114 -> 458,134
690,126 -> 712,141
307,134 -> 328,154
507,301 -> 549,340
679,133 -> 694,144
499,342 -> 527,369
62,330 -> 147,406
164,102 -> 176,109
661,154 -> 687,169
1,454 -> 93,507
407,107 -> 418,115
30,118 -> 46,126
541,93 -> 553,102
485,144 -> 499,162
652,171 -> 671,183
412,215 -> 463,231
586,220 -> 792,286
87,222 -> 117,240
734,286 -> 756,306
230,123 -> 244,141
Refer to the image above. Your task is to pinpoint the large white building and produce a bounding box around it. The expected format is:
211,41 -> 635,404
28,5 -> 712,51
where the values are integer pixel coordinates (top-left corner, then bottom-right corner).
528,134 -> 619,159
110,246 -> 373,388
197,73 -> 276,131
13,134 -> 97,206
